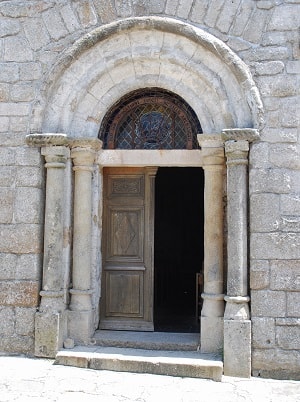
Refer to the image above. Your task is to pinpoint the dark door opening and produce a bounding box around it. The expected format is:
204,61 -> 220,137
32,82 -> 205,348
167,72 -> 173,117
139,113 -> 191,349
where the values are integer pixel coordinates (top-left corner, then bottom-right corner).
154,167 -> 204,332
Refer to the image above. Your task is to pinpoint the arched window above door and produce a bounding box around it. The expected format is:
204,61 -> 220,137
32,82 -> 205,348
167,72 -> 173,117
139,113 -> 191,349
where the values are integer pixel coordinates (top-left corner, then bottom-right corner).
99,88 -> 202,149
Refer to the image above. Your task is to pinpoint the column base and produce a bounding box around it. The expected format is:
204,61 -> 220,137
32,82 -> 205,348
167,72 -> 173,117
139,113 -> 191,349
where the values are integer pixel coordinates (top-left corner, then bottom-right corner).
34,311 -> 67,358
224,319 -> 251,377
68,310 -> 94,344
200,316 -> 223,353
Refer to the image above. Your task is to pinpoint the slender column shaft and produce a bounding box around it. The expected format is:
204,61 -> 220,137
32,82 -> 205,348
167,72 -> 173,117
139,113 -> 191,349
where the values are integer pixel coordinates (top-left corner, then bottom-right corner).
40,146 -> 69,312
198,135 -> 225,353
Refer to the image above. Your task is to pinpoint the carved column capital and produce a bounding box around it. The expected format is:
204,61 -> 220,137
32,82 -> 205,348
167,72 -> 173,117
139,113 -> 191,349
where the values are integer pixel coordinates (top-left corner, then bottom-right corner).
197,134 -> 225,166
26,133 -> 68,147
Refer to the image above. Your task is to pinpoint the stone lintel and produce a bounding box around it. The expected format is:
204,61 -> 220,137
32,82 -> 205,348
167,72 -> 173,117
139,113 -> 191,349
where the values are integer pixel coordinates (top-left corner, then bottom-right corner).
221,128 -> 259,143
26,133 -> 68,147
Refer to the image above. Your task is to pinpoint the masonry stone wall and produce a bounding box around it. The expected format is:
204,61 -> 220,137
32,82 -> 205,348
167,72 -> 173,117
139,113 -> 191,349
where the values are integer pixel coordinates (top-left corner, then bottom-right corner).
0,0 -> 299,379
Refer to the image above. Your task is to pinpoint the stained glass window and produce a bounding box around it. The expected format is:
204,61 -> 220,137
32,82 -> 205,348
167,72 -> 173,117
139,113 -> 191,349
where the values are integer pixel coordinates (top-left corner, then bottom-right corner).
99,89 -> 202,150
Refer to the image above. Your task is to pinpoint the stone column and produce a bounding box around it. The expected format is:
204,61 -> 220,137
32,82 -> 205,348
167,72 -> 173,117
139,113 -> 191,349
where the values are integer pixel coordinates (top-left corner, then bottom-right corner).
222,128 -> 259,377
26,134 -> 69,358
68,138 -> 102,344
197,135 -> 225,353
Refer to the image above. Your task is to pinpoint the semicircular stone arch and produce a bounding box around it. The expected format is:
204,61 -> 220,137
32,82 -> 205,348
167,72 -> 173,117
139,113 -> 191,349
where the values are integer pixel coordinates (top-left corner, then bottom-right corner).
40,16 -> 264,137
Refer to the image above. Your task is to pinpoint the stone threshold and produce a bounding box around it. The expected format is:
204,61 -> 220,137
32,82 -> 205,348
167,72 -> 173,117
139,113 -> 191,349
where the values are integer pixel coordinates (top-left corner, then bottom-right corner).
55,345 -> 223,381
93,330 -> 201,351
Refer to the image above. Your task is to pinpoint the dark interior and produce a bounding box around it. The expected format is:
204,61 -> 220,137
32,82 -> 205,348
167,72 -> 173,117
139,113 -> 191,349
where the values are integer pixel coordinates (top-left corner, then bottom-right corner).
154,167 -> 204,332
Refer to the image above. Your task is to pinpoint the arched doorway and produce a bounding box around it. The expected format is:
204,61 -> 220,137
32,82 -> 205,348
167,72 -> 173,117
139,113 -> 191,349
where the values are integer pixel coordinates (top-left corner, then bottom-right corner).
99,89 -> 203,332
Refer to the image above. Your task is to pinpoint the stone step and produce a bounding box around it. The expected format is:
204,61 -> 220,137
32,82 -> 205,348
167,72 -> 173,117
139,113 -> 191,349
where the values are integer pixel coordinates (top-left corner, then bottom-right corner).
55,346 -> 223,381
93,330 -> 200,351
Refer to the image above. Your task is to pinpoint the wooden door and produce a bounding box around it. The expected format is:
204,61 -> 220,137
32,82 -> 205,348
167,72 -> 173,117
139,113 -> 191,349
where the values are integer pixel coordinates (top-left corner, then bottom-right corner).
100,167 -> 156,331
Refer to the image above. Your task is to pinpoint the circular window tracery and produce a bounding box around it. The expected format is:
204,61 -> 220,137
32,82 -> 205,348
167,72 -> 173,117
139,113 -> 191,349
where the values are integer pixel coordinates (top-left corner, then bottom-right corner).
99,89 -> 202,149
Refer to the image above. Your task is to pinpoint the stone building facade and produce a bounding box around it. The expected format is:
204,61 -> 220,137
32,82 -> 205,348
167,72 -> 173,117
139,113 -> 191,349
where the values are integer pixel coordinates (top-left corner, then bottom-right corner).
0,0 -> 299,380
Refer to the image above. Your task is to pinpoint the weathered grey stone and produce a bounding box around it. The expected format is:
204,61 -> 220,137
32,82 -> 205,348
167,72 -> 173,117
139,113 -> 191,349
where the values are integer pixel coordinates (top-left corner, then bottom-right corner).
0,253 -> 17,280
19,62 -> 42,81
216,0 -> 240,34
252,317 -> 275,348
286,61 -> 300,74
0,224 -> 42,254
224,320 -> 251,378
0,18 -> 20,37
0,307 -> 15,335
287,292 -> 300,317
258,76 -> 298,97
4,36 -> 33,62
0,102 -> 30,117
269,144 -> 300,170
281,194 -> 300,215
281,216 -> 300,232
177,0 -> 193,19
0,188 -> 13,223
243,9 -> 269,43
72,0 -> 98,28
0,83 -> 10,102
281,99 -> 300,128
240,47 -> 290,62
0,335 -> 34,355
35,312 -> 66,358
276,326 -> 300,349
227,37 -> 252,52
190,0 -> 209,24
270,260 -> 300,291
42,8 -> 68,41
205,0 -> 224,28
15,147 -> 42,166
60,3 -> 81,32
0,116 -> 10,132
249,142 -> 270,169
0,166 -> 15,186
251,290 -> 286,317
253,61 -> 284,76
250,260 -> 270,290
250,169 -> 291,194
165,0 -> 178,15
0,63 -> 19,82
251,233 -> 300,259
250,193 -> 280,232
11,84 -> 36,102
269,5 -> 300,30
10,117 -> 29,134
16,254 -> 42,281
0,281 -> 39,307
256,1 -> 277,10
15,187 -> 43,224
252,348 -> 300,377
15,307 -> 35,336
230,1 -> 254,36
261,128 -> 298,143
23,18 -> 50,51
16,166 -> 43,188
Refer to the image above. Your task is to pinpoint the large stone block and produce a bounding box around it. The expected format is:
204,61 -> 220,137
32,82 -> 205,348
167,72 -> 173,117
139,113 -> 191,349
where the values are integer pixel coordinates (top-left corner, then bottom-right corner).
287,292 -> 300,317
0,281 -> 39,307
177,0 -> 193,19
0,306 -> 15,335
251,233 -> 300,259
270,260 -> 300,291
72,0 -> 98,28
250,193 -> 280,232
16,254 -> 42,281
269,144 -> 300,170
0,18 -> 20,37
253,61 -> 284,76
250,260 -> 270,290
23,18 -> 50,51
216,0 -> 240,34
35,312 -> 67,357
240,46 -> 290,63
11,84 -> 35,102
243,8 -> 268,43
249,143 -> 270,169
60,3 -> 81,31
224,320 -> 251,378
249,169 -> 291,194
252,348 -> 300,379
4,36 -> 33,62
15,147 -> 42,166
15,307 -> 35,336
251,290 -> 286,317
0,102 -> 30,117
258,76 -> 298,97
0,63 -> 19,83
0,253 -> 17,280
42,8 -> 68,40
0,335 -> 34,355
252,317 -> 275,348
15,166 -> 44,188
269,5 -> 300,31
261,128 -> 298,143
0,188 -> 13,223
281,194 -> 300,215
19,62 -> 42,81
0,224 -> 42,253
276,325 -> 300,350
190,1 -> 208,24
14,187 -> 43,224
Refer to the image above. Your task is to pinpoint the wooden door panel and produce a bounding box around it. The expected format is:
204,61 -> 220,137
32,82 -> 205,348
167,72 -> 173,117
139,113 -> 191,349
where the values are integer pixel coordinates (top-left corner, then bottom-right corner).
106,270 -> 144,317
107,207 -> 144,261
100,167 -> 156,331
